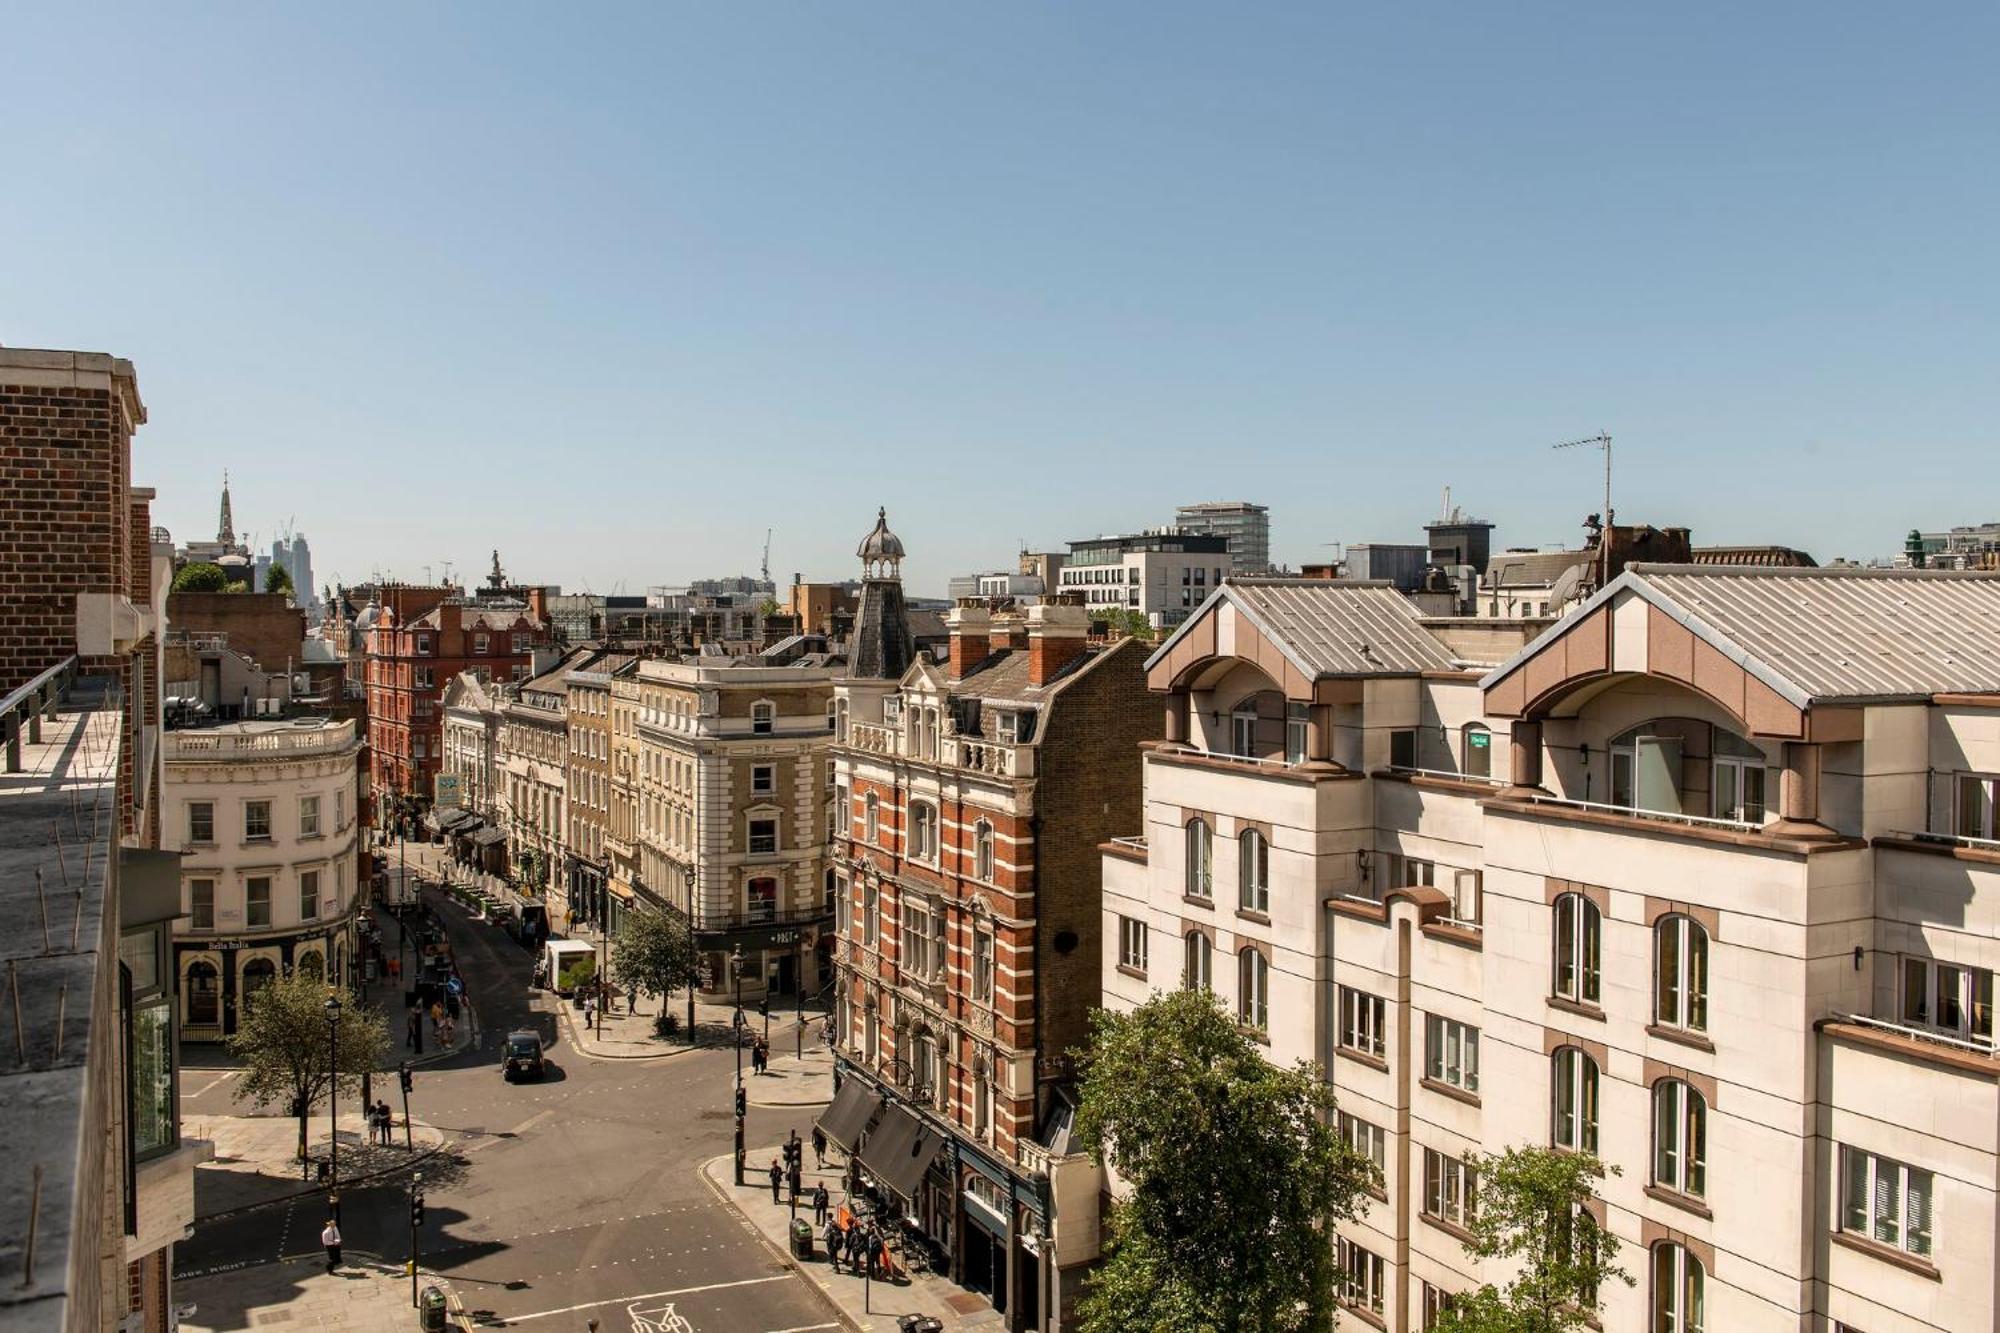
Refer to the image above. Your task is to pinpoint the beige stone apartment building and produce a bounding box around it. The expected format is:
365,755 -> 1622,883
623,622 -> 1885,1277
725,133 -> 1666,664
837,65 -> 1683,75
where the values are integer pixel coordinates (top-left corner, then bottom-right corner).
1102,567 -> 2000,1333
564,653 -> 631,933
629,648 -> 842,999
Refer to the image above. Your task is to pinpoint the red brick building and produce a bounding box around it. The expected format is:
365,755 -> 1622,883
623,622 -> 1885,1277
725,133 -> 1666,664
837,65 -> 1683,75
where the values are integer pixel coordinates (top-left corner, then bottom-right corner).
365,581 -> 548,822
820,514 -> 1157,1331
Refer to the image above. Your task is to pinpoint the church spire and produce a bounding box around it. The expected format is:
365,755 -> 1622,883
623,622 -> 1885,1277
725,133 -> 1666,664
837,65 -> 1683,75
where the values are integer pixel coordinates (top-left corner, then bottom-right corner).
218,470 -> 236,546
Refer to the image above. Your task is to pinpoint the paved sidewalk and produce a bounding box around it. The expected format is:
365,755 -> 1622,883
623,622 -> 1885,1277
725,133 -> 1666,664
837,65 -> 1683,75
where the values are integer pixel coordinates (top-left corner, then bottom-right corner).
705,1145 -> 1006,1332
185,1110 -> 447,1220
178,1253 -> 457,1332
748,1045 -> 834,1107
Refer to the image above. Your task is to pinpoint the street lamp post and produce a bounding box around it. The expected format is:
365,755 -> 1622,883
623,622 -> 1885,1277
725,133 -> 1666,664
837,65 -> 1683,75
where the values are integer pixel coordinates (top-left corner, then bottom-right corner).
731,943 -> 745,1185
683,864 -> 698,1043
324,995 -> 342,1192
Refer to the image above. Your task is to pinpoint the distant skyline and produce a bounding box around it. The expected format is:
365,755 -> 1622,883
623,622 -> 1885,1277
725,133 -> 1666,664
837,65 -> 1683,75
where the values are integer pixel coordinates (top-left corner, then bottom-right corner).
5,4 -> 1996,596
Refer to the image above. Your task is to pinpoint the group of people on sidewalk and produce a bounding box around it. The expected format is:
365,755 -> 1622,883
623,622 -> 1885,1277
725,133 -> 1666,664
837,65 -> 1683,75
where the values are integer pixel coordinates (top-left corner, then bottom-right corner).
760,1128 -> 905,1284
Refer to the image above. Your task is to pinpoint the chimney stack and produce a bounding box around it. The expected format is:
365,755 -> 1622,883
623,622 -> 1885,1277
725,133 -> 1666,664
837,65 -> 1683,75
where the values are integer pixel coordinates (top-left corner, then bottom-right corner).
945,601 -> 992,681
1027,601 -> 1090,686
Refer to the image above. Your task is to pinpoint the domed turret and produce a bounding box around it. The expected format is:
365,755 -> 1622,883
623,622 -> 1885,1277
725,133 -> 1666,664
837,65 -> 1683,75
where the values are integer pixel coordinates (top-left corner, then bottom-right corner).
857,507 -> 905,580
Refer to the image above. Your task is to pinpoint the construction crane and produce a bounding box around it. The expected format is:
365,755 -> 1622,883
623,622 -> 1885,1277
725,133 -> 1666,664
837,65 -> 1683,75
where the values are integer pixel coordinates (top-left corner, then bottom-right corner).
761,529 -> 773,586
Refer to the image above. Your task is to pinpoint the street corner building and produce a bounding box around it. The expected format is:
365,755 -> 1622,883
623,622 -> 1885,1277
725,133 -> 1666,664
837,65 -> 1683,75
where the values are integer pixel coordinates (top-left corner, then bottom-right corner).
822,509 -> 1160,1331
1100,566 -> 2000,1332
0,347 -> 208,1332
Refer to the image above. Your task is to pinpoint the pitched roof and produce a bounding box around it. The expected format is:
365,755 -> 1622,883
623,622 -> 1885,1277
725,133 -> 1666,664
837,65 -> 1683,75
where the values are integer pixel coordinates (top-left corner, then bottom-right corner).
1488,564 -> 2000,707
1485,549 -> 1591,588
1151,578 -> 1457,680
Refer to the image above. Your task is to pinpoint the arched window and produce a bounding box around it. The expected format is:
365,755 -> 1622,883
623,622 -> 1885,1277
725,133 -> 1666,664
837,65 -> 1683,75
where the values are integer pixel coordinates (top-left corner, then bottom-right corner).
1655,914 -> 1710,1032
1239,829 -> 1270,914
1462,723 -> 1493,779
751,701 -> 775,735
186,961 -> 220,1026
1551,1046 -> 1599,1154
1552,893 -> 1602,1005
973,1058 -> 992,1138
973,821 -> 996,881
241,958 -> 277,1008
1185,819 -> 1213,899
910,802 -> 938,863
864,793 -> 880,844
1652,1079 -> 1707,1199
1238,947 -> 1269,1029
296,950 -> 324,982
1651,1242 -> 1705,1333
1184,932 -> 1212,991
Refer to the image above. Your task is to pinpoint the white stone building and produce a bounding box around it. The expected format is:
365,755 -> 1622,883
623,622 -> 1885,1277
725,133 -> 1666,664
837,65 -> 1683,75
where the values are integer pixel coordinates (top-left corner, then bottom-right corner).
1057,530 -> 1232,630
1101,566 -> 2000,1333
166,716 -> 365,1040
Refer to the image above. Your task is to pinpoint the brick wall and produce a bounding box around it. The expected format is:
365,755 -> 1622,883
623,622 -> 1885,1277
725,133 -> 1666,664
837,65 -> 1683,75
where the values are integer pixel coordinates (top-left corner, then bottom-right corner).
166,592 -> 306,674
0,376 -> 123,693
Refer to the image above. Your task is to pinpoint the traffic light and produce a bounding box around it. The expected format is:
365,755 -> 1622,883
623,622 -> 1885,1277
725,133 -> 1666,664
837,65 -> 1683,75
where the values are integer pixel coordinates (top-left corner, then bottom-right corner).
734,1086 -> 747,1119
410,1191 -> 426,1228
399,1063 -> 414,1094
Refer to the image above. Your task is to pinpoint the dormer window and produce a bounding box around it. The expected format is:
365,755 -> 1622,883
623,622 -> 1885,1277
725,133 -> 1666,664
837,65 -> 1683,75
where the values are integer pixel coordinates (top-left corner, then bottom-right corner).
751,701 -> 775,735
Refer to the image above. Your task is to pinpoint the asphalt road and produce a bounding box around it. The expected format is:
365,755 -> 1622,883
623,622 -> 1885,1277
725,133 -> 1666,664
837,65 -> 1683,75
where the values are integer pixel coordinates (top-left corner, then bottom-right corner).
178,884 -> 838,1333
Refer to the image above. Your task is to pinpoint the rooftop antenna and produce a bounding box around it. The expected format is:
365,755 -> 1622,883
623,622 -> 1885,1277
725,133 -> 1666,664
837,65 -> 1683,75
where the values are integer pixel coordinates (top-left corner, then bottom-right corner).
1554,432 -> 1614,582
761,529 -> 773,586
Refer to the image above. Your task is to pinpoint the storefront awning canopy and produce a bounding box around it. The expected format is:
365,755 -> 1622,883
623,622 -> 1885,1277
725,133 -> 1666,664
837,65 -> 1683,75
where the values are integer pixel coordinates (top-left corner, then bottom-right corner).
817,1077 -> 883,1155
440,810 -> 480,834
858,1103 -> 948,1208
469,827 -> 508,847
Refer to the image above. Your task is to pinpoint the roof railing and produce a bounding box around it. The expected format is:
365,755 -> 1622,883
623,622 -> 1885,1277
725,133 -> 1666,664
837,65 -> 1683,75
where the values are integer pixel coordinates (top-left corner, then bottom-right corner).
2,655 -> 77,773
1507,792 -> 1762,833
1833,1012 -> 1997,1058
1386,764 -> 1504,786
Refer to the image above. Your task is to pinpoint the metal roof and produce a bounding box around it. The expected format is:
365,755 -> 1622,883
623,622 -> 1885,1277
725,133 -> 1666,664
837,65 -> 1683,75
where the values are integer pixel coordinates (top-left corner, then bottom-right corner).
1483,564 -> 2000,706
1152,578 -> 1457,679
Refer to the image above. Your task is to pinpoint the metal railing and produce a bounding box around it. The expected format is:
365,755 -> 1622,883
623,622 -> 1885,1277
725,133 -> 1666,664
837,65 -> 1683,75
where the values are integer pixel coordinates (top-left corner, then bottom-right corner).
1153,742 -> 1301,770
1505,792 -> 1762,834
2,656 -> 76,773
1833,1011 -> 1997,1058
1386,764 -> 1504,786
1904,829 -> 2000,853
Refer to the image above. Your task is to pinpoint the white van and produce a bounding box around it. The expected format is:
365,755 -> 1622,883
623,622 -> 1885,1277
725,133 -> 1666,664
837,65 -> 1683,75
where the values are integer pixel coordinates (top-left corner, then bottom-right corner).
541,939 -> 596,994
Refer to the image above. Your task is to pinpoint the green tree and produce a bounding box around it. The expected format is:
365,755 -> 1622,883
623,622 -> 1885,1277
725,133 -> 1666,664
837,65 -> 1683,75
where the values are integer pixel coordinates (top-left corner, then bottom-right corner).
226,971 -> 390,1163
1093,607 -> 1155,642
265,562 -> 295,599
1074,989 -> 1376,1333
610,908 -> 697,1007
1430,1147 -> 1630,1333
171,561 -> 229,593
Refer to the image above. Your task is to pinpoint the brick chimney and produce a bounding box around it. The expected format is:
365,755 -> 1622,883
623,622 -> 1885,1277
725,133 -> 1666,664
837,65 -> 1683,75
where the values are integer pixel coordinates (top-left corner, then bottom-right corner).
989,614 -> 1021,653
1027,601 -> 1090,686
945,601 -> 992,681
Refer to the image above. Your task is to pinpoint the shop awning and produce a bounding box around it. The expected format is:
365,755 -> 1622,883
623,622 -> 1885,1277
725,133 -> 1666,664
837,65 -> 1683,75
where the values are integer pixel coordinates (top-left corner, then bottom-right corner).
469,827 -> 508,847
817,1077 -> 882,1155
858,1103 -> 948,1207
440,810 -> 480,834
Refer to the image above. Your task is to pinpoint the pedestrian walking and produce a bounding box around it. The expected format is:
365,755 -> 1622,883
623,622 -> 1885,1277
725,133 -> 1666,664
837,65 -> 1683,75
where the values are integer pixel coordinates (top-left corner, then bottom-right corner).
581,994 -> 595,1032
380,1100 -> 395,1145
787,1158 -> 802,1203
767,1156 -> 783,1205
811,1126 -> 826,1169
405,1009 -> 420,1052
321,1218 -> 342,1273
812,1182 -> 829,1226
824,1218 -> 843,1273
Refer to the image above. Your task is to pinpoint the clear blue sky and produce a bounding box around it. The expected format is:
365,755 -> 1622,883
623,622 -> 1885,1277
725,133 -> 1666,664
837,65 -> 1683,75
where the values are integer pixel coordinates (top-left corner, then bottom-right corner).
5,4 -> 1995,596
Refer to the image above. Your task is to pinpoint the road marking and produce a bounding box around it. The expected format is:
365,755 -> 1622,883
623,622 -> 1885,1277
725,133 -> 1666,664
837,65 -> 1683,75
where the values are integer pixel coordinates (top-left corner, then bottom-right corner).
500,1275 -> 791,1323
763,1325 -> 839,1332
184,1070 -> 240,1099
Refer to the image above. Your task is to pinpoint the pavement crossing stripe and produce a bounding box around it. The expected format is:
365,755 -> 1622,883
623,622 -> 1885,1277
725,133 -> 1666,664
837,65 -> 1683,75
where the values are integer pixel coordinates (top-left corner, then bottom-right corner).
501,1275 -> 791,1323
763,1326 -> 839,1332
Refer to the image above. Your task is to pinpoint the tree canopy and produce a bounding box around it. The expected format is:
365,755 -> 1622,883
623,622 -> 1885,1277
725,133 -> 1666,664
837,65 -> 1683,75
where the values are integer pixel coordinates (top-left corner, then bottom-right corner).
170,561 -> 230,593
227,970 -> 389,1160
1074,989 -> 1375,1333
610,908 -> 697,1002
1429,1146 -> 1629,1333
264,562 -> 295,598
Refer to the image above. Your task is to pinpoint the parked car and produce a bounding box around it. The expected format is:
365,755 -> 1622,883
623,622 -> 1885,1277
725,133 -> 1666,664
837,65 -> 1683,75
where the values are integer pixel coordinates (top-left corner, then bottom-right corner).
502,1030 -> 545,1081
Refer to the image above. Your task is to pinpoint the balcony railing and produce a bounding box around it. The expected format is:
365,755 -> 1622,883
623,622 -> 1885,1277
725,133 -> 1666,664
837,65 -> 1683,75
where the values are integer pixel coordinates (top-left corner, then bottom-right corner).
1900,829 -> 2000,854
941,734 -> 1034,778
1833,1011 -> 1997,1058
1386,764 -> 1504,787
1153,742 -> 1301,771
692,902 -> 832,933
1500,792 -> 1762,834
167,719 -> 359,758
850,721 -> 897,756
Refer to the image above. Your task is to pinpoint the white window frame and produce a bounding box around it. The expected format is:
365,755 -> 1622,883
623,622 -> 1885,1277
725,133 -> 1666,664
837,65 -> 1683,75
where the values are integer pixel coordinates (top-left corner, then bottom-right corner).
1902,956 -> 1996,1045
747,813 -> 780,856
1652,1078 -> 1707,1199
1238,947 -> 1268,1029
973,821 -> 996,882
1841,1145 -> 1934,1258
246,875 -> 273,929
973,928 -> 994,1002
189,879 -> 215,931
1185,819 -> 1212,899
1338,1111 -> 1386,1174
1424,1014 -> 1480,1093
751,763 -> 775,796
1552,892 -> 1602,1005
1230,706 -> 1257,758
1119,916 -> 1148,972
299,868 -> 321,921
188,801 -> 214,845
1335,1238 -> 1385,1318
1955,772 -> 2000,839
1652,1242 -> 1706,1333
751,700 -> 775,735
1338,985 -> 1386,1059
1284,702 -> 1308,766
1655,914 -> 1710,1032
1551,1046 -> 1599,1154
1239,829 -> 1269,914
244,800 -> 272,842
909,801 -> 939,864
865,793 -> 880,845
299,794 -> 321,838
1422,1147 -> 1478,1227
1183,931 -> 1212,991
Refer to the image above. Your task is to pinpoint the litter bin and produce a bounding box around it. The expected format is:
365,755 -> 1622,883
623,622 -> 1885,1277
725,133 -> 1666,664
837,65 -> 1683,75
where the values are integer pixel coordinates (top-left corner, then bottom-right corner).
419,1285 -> 447,1332
789,1218 -> 814,1260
